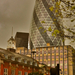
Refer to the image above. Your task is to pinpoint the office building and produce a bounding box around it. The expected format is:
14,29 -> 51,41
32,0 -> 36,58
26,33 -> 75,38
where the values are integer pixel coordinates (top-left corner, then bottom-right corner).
15,32 -> 29,49
30,0 -> 63,48
16,45 -> 75,75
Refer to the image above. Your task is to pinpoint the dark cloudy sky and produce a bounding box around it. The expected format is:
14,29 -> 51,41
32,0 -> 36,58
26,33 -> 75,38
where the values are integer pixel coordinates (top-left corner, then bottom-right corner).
0,0 -> 35,49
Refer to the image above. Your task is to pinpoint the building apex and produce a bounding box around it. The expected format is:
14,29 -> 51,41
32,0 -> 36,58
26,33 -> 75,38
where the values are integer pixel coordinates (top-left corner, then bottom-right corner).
7,36 -> 15,42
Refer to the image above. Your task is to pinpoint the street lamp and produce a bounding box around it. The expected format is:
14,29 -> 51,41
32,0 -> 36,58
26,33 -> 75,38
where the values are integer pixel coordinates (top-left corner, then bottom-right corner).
31,51 -> 36,74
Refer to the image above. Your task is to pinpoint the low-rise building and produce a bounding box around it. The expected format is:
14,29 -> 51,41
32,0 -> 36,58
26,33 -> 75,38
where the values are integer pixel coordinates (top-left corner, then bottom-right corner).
0,48 -> 40,75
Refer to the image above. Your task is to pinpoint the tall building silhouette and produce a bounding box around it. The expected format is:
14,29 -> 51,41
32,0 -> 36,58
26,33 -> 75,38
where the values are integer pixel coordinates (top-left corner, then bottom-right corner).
15,32 -> 29,49
30,0 -> 63,48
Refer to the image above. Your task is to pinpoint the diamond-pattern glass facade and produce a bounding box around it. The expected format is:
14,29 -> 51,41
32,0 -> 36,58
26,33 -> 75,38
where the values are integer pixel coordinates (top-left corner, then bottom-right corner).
30,0 -> 63,48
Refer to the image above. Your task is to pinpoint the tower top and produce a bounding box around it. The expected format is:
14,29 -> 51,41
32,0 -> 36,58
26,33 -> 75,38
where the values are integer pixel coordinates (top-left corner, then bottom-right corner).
7,27 -> 16,50
11,27 -> 13,38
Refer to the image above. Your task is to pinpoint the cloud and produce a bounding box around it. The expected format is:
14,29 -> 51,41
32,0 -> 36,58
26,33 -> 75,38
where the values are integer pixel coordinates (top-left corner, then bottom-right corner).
0,0 -> 35,24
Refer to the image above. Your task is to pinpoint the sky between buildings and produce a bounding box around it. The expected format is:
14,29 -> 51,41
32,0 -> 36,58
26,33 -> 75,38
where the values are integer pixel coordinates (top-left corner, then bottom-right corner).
0,0 -> 35,49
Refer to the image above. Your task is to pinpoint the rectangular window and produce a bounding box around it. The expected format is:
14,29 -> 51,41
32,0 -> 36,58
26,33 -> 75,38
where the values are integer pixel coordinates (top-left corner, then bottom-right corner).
56,50 -> 59,53
52,64 -> 54,67
30,62 -> 32,65
52,61 -> 54,64
52,50 -> 54,53
35,63 -> 37,66
25,60 -> 27,64
64,65 -> 67,69
36,51 -> 38,54
24,49 -> 25,54
40,61 -> 42,63
60,66 -> 63,69
56,55 -> 59,58
44,61 -> 46,64
64,60 -> 67,64
60,60 -> 63,63
20,50 -> 21,54
64,71 -> 67,74
24,72 -> 28,75
36,56 -> 38,60
60,49 -> 63,53
44,51 -> 46,54
60,55 -> 63,58
18,71 -> 22,75
40,56 -> 42,59
52,55 -> 54,59
4,68 -> 8,75
44,56 -> 46,59
64,49 -> 67,53
48,55 -> 50,59
48,50 -> 50,53
11,70 -> 15,75
64,54 -> 67,58
40,51 -> 42,54
56,60 -> 59,65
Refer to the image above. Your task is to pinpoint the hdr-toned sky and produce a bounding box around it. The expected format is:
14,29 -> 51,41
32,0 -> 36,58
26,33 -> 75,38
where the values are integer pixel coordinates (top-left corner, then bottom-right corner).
0,0 -> 35,49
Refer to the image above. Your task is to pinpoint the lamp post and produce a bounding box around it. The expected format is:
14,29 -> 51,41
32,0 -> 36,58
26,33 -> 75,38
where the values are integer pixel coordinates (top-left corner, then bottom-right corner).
31,51 -> 36,74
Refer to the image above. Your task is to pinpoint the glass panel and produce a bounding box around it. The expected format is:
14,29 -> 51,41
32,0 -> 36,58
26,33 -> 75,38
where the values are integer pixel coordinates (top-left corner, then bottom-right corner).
4,68 -> 8,75
44,61 -> 46,64
60,49 -> 63,53
44,51 -> 46,54
52,50 -> 54,53
52,55 -> 54,59
24,72 -> 28,75
60,60 -> 63,69
36,56 -> 38,60
64,71 -> 67,74
36,51 -> 38,54
48,50 -> 50,53
11,70 -> 15,75
18,71 -> 22,75
56,55 -> 59,58
40,51 -> 42,54
56,60 -> 59,65
64,65 -> 67,69
64,54 -> 67,58
48,61 -> 50,64
64,49 -> 67,53
48,55 -> 50,59
40,61 -> 42,63
56,50 -> 59,53
60,55 -> 63,58
64,60 -> 67,65
44,56 -> 46,59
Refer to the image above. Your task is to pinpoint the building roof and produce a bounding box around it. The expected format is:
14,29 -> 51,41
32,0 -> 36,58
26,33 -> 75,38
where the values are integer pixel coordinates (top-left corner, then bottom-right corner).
15,32 -> 29,38
0,48 -> 37,62
7,36 -> 15,42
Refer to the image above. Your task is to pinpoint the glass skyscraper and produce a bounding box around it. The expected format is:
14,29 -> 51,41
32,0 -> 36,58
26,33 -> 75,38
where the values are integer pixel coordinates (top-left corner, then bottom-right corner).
30,0 -> 63,48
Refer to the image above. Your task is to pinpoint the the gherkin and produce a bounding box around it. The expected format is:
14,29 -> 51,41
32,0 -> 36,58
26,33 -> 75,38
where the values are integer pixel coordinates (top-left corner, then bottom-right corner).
30,0 -> 63,48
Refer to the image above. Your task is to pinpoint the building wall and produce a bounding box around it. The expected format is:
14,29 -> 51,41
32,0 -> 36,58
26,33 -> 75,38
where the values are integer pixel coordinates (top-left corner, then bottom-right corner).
0,62 -> 39,75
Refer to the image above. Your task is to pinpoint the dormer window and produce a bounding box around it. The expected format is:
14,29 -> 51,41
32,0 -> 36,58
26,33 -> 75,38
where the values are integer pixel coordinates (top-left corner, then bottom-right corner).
18,58 -> 21,62
4,55 -> 8,59
35,62 -> 37,66
11,57 -> 15,61
30,61 -> 32,65
24,60 -> 27,64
